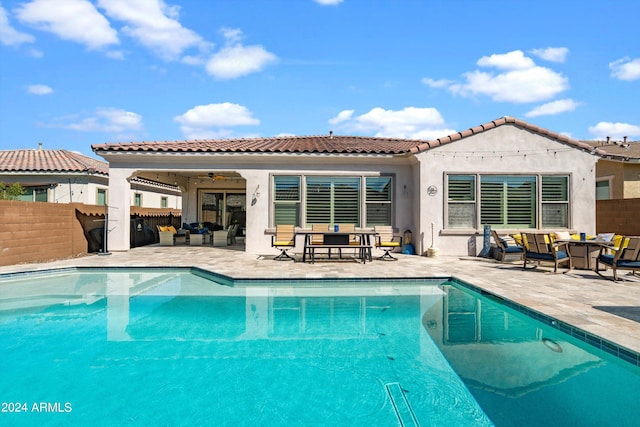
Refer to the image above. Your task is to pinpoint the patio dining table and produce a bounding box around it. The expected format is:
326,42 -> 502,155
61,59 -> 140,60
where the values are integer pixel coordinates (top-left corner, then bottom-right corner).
297,229 -> 377,263
558,239 -> 615,270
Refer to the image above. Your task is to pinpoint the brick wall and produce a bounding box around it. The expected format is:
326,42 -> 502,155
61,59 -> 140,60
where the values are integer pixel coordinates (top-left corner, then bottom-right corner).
596,198 -> 640,236
0,201 -> 93,266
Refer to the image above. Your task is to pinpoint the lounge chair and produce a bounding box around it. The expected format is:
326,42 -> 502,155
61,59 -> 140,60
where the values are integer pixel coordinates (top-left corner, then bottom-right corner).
491,229 -> 524,262
374,225 -> 401,260
522,232 -> 570,272
157,225 -> 187,245
272,224 -> 296,260
596,236 -> 640,280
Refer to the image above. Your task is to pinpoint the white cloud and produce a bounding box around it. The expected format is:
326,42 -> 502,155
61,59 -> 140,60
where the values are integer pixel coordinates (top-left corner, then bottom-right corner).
27,84 -> 53,95
328,110 -> 354,125
449,50 -> 569,103
421,77 -> 453,88
476,50 -> 535,70
174,102 -> 260,139
54,108 -> 143,132
220,27 -> 243,44
329,106 -> 455,139
206,43 -> 277,79
525,99 -> 579,118
0,4 -> 35,45
530,47 -> 569,63
314,0 -> 344,5
609,57 -> 640,81
588,122 -> 640,140
97,0 -> 207,61
16,0 -> 118,50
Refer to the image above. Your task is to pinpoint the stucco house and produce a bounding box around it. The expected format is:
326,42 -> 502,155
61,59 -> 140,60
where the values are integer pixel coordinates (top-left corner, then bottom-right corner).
582,137 -> 640,200
92,116 -> 603,256
0,146 -> 182,209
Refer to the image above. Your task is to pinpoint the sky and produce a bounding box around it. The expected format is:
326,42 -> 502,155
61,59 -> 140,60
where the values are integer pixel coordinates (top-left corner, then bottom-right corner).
1,0 -> 639,159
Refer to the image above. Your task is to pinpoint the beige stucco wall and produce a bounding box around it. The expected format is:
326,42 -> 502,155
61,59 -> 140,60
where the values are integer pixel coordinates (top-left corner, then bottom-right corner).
100,126 -> 598,257
415,125 -> 599,256
101,153 -> 416,255
623,163 -> 640,198
595,160 -> 640,199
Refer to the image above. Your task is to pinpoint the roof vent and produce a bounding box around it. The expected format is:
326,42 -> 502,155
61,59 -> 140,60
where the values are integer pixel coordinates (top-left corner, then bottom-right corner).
38,142 -> 43,151
329,130 -> 333,139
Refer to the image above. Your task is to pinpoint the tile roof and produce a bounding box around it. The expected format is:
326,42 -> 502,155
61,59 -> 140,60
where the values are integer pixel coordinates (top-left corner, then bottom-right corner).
409,116 -> 605,156
580,139 -> 640,160
0,149 -> 108,175
91,134 -> 424,154
91,116 -> 615,160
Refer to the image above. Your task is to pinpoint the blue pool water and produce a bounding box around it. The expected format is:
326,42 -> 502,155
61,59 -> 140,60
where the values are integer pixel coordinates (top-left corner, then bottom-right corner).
1,269 -> 639,426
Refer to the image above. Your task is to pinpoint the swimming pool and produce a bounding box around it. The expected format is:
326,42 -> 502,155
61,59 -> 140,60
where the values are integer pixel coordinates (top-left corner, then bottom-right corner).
1,268 -> 639,426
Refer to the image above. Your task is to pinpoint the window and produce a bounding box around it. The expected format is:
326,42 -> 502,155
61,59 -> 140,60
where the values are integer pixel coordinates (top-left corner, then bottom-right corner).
305,177 -> 360,226
97,188 -> 107,206
447,175 -> 476,228
161,197 -> 168,208
446,174 -> 569,229
17,187 -> 48,202
273,176 -> 301,226
365,176 -> 392,226
595,179 -> 611,200
541,176 -> 569,228
480,176 -> 536,228
272,175 -> 394,227
134,193 -> 142,207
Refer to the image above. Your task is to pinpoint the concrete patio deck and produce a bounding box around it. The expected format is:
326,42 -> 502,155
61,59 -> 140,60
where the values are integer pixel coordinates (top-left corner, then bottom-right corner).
1,245 -> 639,360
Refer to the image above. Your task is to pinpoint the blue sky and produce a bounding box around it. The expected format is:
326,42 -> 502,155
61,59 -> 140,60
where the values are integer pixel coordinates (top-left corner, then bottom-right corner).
1,0 -> 639,158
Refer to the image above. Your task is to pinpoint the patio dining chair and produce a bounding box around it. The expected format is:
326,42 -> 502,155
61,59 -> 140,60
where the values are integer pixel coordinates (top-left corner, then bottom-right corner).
311,223 -> 331,258
337,223 -> 359,258
227,223 -> 239,246
374,225 -> 401,260
272,224 -> 296,261
596,236 -> 640,280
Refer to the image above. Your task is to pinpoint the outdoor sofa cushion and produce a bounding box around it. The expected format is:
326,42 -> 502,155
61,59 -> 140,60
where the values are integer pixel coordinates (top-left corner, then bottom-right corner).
597,254 -> 640,269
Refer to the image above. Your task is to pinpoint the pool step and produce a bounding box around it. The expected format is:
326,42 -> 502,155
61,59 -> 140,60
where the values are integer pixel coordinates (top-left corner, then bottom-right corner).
385,382 -> 420,427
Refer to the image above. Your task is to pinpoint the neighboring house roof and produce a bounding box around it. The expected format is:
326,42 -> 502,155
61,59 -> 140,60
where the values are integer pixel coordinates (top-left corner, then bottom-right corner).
581,139 -> 640,162
0,148 -> 181,190
91,116 -> 609,159
0,148 -> 108,175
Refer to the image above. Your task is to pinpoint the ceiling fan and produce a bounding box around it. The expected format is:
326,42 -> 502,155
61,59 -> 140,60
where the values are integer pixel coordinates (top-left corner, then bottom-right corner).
195,172 -> 236,181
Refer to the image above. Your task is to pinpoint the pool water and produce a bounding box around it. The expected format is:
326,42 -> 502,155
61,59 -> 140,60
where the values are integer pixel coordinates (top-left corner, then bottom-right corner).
1,269 -> 639,426
0,270 -> 488,426
422,284 -> 640,426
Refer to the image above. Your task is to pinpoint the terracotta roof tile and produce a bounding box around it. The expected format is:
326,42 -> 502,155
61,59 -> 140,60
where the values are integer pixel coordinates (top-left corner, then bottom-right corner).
89,117 -> 636,162
410,116 -> 609,157
0,149 -> 108,175
581,139 -> 640,160
92,135 -> 424,155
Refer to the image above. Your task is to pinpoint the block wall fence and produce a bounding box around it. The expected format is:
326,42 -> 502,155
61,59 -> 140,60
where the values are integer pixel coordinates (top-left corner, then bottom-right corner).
595,198 -> 640,236
0,201 -> 181,267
